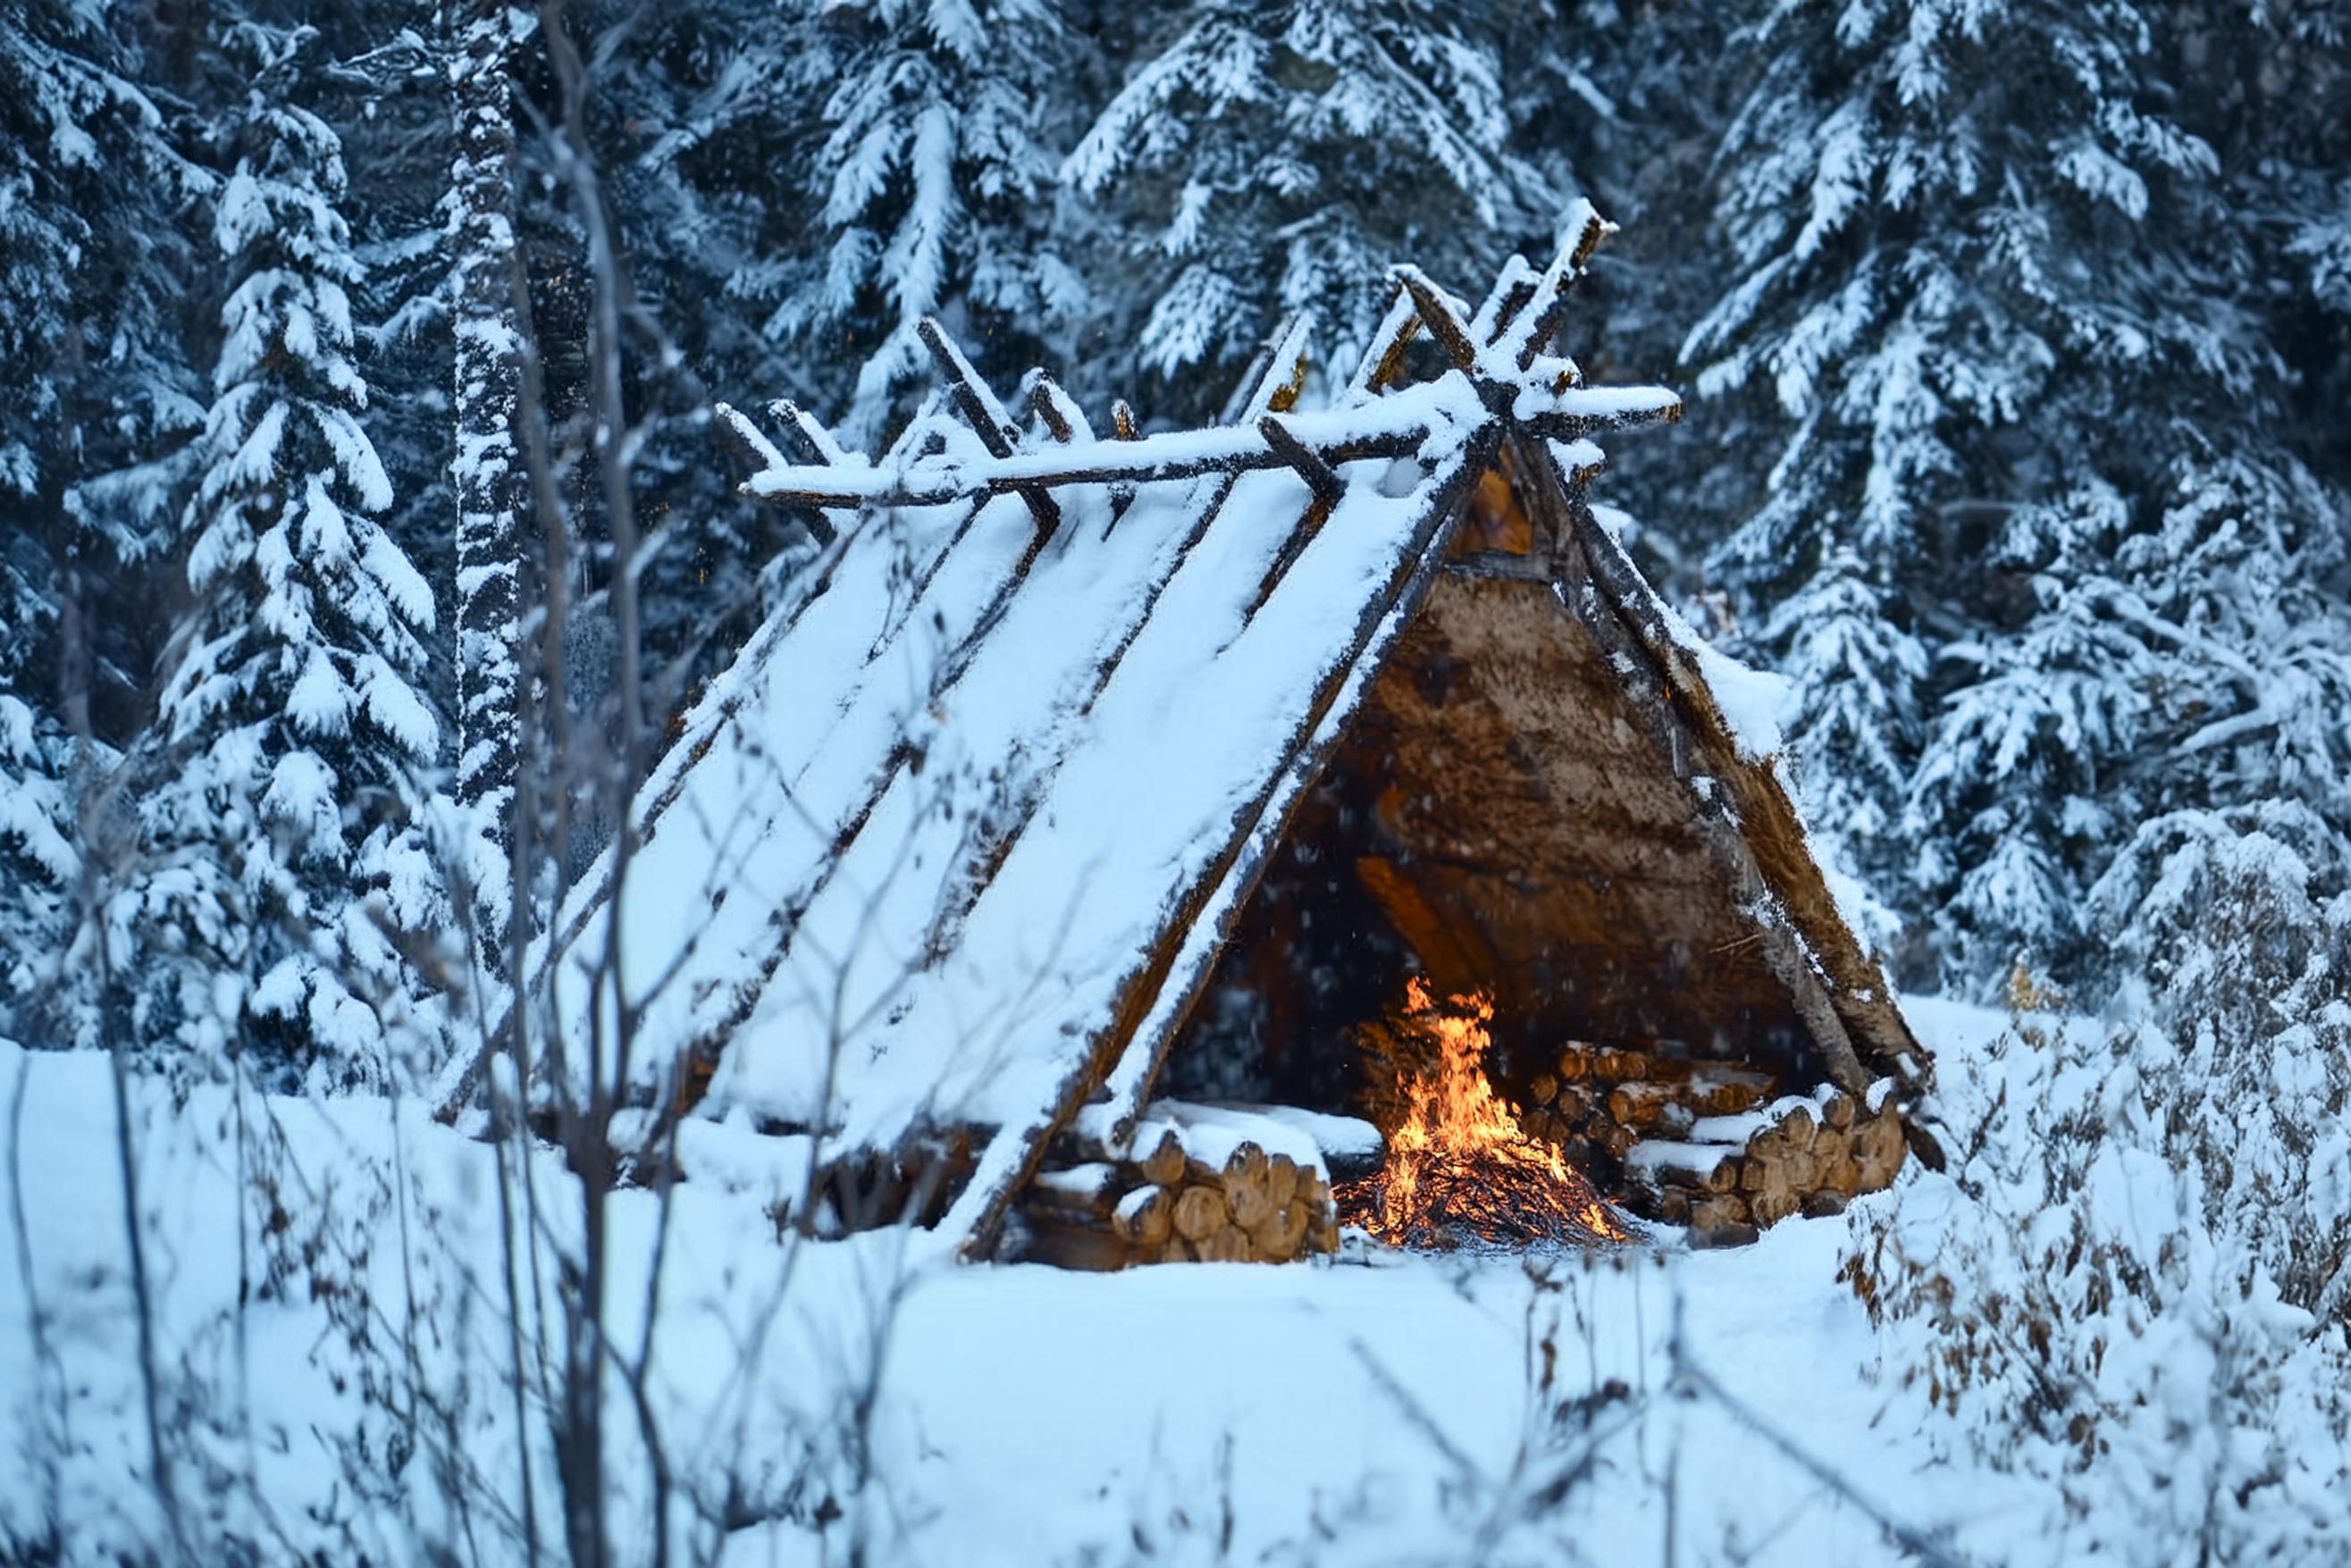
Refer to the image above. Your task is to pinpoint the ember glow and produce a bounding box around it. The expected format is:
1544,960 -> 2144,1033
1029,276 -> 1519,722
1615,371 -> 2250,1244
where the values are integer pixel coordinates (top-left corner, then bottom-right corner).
1339,977 -> 1625,1248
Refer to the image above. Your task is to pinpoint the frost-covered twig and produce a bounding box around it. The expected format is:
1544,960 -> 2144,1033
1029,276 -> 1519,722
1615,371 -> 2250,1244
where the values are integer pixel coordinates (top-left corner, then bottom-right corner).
1675,1354 -> 1971,1568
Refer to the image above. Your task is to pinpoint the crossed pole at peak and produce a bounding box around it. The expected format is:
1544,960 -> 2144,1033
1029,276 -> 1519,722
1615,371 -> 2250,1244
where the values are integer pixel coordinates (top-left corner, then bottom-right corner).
718,206 -> 1681,516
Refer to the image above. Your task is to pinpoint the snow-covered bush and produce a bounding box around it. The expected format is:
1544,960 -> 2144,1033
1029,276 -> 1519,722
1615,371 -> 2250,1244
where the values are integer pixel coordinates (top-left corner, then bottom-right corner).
1843,816 -> 2351,1562
2090,806 -> 2351,1318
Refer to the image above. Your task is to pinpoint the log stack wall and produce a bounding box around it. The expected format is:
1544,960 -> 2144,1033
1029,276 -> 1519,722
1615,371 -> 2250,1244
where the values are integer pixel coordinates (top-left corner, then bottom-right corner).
1516,1044 -> 1910,1245
1012,1128 -> 1344,1270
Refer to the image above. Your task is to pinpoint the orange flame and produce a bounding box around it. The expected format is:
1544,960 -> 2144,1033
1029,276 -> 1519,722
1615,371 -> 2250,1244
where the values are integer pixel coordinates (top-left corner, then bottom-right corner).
1340,977 -> 1624,1247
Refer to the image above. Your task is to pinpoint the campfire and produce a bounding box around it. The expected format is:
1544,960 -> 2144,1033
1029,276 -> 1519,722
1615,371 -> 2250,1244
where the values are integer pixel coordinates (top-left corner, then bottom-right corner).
1337,978 -> 1625,1248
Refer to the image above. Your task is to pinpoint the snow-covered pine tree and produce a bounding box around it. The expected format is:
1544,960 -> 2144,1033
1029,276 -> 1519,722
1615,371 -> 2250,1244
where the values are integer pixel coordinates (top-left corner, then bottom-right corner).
0,538 -> 82,1036
103,25 -> 447,1086
2196,0 -> 2351,461
3,0 -> 210,583
1896,5 -> 2351,983
716,0 -> 1077,447
530,1 -> 827,746
0,1 -> 213,1038
1684,0 -> 2351,986
443,0 -> 524,971
1501,1 -> 1749,594
1062,0 -> 1548,420
0,4 -> 96,1026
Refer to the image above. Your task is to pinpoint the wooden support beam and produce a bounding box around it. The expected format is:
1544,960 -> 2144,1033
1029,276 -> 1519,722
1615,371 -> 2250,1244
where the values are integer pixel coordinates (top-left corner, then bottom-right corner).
1390,266 -> 1482,375
1256,414 -> 1346,509
715,402 -> 836,543
1028,375 -> 1087,444
1218,312 -> 1314,425
1512,202 -> 1616,373
746,429 -> 1427,511
1472,253 -> 1540,345
918,316 -> 1018,456
740,396 -> 1679,513
918,315 -> 1062,540
1009,377 -> 1087,578
768,398 -> 855,467
1350,284 -> 1425,395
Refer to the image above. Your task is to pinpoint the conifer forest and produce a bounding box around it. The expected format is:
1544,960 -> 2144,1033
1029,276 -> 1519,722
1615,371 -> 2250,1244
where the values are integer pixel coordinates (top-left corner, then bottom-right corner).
1,3 -> 2347,1564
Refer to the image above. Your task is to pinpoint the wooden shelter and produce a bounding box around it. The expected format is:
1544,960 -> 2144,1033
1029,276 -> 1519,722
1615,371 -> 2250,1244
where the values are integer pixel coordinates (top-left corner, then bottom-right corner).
453,209 -> 1934,1262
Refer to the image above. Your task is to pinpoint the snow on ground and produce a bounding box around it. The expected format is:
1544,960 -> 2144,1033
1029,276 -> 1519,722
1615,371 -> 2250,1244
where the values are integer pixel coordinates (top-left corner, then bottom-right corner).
2,1000 -> 2066,1564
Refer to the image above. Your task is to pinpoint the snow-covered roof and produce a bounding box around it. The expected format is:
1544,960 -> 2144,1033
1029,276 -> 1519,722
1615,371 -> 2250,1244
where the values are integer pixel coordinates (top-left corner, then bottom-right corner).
443,209 -> 1926,1257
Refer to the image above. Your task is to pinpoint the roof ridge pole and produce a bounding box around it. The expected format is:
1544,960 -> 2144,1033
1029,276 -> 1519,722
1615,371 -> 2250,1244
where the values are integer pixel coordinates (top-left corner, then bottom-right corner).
917,315 -> 1062,540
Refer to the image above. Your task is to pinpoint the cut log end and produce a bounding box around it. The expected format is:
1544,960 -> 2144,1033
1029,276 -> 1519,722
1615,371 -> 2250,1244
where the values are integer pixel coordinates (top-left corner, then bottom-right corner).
1171,1184 -> 1230,1243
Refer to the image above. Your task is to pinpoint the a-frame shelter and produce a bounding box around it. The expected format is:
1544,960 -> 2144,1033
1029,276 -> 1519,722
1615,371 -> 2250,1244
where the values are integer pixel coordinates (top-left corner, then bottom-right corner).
444,209 -> 1930,1258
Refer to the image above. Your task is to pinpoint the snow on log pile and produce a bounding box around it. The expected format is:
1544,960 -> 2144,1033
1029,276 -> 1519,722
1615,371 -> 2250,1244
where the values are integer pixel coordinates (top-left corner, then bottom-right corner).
1608,1077 -> 1910,1245
1011,1101 -> 1370,1268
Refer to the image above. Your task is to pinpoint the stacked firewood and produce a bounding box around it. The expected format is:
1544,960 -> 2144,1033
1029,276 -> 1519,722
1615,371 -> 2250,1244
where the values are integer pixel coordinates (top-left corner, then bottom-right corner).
1623,1087 -> 1910,1243
1513,1043 -> 1910,1244
1015,1129 -> 1343,1269
1513,1044 -> 1776,1165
